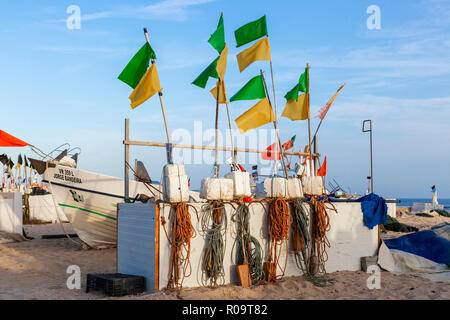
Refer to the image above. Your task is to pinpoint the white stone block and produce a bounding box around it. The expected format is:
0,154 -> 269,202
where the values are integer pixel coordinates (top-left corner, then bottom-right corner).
264,177 -> 287,198
200,178 -> 234,201
286,178 -> 303,199
162,164 -> 190,203
302,176 -> 324,195
224,171 -> 251,198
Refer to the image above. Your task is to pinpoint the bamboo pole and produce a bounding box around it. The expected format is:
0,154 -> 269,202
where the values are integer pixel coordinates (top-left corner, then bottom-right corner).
225,101 -> 235,161
214,79 -> 221,177
306,63 -> 314,176
143,28 -> 172,163
260,70 -> 288,179
123,139 -> 319,157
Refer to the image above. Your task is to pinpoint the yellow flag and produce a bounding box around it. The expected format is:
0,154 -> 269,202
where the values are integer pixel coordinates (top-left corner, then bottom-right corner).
216,43 -> 228,79
210,80 -> 227,103
235,98 -> 275,134
281,93 -> 309,121
129,63 -> 162,109
236,37 -> 271,72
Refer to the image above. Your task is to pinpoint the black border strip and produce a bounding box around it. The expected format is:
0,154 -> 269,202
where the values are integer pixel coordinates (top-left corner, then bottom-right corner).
42,179 -> 124,199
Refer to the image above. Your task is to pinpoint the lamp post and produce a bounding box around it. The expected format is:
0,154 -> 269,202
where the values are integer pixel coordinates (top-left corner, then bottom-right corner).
362,120 -> 373,194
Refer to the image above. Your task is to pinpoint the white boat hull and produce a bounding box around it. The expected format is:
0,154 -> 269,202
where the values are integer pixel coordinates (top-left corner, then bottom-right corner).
42,164 -> 160,248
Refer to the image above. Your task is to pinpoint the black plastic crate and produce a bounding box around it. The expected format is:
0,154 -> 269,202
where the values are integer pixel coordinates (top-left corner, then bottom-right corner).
86,273 -> 146,297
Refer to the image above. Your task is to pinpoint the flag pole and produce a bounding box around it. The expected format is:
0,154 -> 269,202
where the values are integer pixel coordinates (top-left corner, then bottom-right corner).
143,28 -> 173,163
214,78 -> 221,177
306,63 -> 314,176
260,69 -> 288,179
225,101 -> 235,162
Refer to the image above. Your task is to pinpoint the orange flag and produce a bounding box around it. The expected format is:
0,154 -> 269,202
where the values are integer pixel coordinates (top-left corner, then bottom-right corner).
317,156 -> 327,176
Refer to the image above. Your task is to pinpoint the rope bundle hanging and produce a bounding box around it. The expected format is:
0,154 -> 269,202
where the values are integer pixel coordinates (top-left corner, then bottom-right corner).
265,197 -> 291,282
231,202 -> 264,285
304,196 -> 337,286
162,202 -> 197,292
291,199 -> 311,274
200,200 -> 227,287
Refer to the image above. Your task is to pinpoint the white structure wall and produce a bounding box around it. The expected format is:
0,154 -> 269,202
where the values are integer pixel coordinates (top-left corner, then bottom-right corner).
28,194 -> 69,223
0,192 -> 23,234
118,200 -> 388,292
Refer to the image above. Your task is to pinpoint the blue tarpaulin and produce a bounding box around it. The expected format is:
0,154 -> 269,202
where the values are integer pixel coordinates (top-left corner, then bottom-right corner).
384,223 -> 450,265
356,193 -> 388,229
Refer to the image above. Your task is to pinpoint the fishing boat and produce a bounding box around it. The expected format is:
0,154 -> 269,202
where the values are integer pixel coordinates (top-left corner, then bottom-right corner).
28,151 -> 190,248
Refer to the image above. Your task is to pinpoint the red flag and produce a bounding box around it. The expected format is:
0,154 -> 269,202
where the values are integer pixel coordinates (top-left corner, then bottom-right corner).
316,84 -> 346,120
317,156 -> 327,176
281,135 -> 296,151
261,142 -> 281,160
0,130 -> 28,147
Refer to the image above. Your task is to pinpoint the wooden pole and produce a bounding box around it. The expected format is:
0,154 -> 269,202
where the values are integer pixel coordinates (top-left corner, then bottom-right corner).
260,70 -> 289,179
124,139 -> 318,157
306,63 -> 314,176
214,78 -> 221,176
225,101 -> 235,161
269,61 -> 278,124
143,28 -> 172,162
124,118 -> 130,200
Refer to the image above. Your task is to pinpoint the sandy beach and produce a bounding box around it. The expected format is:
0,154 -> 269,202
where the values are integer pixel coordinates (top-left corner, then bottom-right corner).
0,213 -> 448,300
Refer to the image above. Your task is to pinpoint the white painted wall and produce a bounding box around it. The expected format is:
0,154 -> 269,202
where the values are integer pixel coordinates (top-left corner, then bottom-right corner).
0,192 -> 23,234
386,201 -> 397,218
118,200 -> 381,293
28,194 -> 69,223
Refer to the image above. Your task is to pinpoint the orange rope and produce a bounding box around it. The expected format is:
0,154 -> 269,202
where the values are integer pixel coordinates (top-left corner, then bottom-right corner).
162,202 -> 198,293
265,197 -> 291,282
308,196 -> 337,276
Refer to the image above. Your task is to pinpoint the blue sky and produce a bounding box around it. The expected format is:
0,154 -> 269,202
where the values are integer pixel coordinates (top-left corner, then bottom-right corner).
1,0 -> 449,198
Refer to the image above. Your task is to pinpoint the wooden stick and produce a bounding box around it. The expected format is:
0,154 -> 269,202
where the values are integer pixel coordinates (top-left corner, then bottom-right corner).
306,63 -> 314,176
260,70 -> 289,179
124,139 -> 319,157
214,78 -> 221,173
225,101 -> 235,161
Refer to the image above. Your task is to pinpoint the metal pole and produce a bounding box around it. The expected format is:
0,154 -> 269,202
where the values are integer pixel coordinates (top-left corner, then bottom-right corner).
362,120 -> 373,193
124,118 -> 130,201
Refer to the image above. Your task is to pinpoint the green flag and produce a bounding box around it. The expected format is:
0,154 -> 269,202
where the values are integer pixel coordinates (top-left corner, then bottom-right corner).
208,13 -> 225,54
192,57 -> 220,88
284,67 -> 308,101
118,42 -> 157,89
234,15 -> 268,48
230,75 -> 266,102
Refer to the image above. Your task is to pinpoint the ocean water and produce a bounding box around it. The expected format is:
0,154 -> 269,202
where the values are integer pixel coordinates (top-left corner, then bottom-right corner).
398,198 -> 450,209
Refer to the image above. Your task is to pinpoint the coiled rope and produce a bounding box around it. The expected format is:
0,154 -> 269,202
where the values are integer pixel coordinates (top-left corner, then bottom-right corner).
304,196 -> 337,286
231,202 -> 265,285
291,199 -> 311,274
162,202 -> 197,293
199,200 -> 227,287
265,197 -> 291,282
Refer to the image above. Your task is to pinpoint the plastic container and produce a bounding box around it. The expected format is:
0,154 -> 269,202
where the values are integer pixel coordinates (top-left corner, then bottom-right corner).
86,273 -> 146,297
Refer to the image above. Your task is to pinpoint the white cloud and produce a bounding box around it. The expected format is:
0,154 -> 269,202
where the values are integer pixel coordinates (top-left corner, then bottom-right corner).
74,0 -> 216,22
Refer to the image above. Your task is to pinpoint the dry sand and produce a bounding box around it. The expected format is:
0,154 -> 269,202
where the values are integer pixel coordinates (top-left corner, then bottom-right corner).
0,216 -> 448,300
